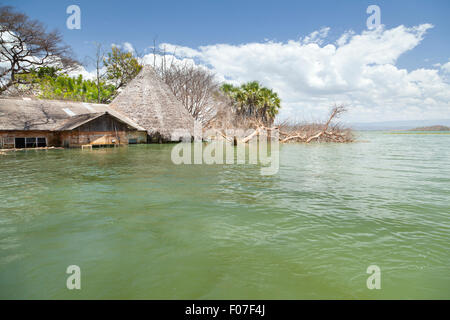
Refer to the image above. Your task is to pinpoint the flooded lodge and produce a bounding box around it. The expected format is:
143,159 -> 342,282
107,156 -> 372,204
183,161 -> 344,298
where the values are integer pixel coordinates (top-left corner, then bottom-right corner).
0,98 -> 147,149
0,66 -> 197,149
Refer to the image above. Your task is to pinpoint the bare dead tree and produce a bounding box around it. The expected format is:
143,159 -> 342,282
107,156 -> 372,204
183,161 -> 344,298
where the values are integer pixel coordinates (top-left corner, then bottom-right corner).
93,43 -> 104,103
0,6 -> 78,94
148,38 -> 223,124
85,42 -> 106,103
279,104 -> 353,143
155,60 -> 220,125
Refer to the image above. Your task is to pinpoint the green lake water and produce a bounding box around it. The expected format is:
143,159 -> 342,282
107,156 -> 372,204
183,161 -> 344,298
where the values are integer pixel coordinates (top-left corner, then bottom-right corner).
0,132 -> 449,299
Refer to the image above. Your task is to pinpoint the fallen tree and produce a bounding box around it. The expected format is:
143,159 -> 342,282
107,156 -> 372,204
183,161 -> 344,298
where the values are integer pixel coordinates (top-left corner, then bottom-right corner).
279,105 -> 353,143
208,104 -> 353,144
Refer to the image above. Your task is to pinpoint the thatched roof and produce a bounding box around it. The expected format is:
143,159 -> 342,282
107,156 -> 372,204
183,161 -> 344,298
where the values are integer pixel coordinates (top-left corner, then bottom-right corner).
0,65 -> 198,139
109,65 -> 198,141
0,98 -> 145,131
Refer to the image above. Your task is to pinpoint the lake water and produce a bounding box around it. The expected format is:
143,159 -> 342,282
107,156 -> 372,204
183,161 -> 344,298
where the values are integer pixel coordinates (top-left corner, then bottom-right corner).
0,132 -> 449,299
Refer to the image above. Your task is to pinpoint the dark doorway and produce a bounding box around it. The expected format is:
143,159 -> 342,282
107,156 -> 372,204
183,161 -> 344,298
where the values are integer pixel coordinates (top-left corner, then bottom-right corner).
15,138 -> 25,148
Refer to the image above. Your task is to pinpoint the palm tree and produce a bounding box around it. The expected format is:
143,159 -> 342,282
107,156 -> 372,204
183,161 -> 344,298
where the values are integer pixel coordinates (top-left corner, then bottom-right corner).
221,81 -> 281,124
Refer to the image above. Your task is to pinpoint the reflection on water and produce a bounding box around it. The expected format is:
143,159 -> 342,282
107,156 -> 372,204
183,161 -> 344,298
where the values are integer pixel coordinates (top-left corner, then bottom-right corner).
0,132 -> 449,299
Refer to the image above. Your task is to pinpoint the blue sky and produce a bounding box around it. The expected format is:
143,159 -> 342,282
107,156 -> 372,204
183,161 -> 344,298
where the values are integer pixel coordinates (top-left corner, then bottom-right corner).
2,0 -> 450,122
4,0 -> 449,70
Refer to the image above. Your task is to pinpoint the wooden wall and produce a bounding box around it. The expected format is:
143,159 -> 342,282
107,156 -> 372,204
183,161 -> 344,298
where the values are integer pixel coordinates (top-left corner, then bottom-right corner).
59,130 -> 147,147
0,131 -> 60,149
0,130 -> 147,149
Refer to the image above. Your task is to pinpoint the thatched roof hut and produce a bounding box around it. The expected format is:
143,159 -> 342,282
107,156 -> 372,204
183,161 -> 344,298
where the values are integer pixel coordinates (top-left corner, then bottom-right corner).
109,65 -> 198,142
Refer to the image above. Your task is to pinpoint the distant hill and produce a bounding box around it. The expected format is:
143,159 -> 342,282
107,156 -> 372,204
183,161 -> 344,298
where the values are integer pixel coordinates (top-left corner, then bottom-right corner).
348,119 -> 450,131
410,125 -> 450,131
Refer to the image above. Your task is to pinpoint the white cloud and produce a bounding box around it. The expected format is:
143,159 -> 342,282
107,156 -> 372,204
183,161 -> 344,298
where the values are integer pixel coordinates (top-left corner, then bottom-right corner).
158,43 -> 200,58
336,30 -> 355,47
69,25 -> 449,122
138,23 -> 449,122
111,42 -> 134,53
301,27 -> 330,45
67,65 -> 97,80
123,42 -> 135,53
441,61 -> 450,74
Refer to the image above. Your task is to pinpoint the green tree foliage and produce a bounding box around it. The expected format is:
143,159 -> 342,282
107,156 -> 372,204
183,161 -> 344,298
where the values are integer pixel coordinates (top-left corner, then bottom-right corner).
14,67 -> 60,86
220,81 -> 281,124
103,46 -> 143,89
11,45 -> 143,103
39,74 -> 116,103
17,67 -> 116,103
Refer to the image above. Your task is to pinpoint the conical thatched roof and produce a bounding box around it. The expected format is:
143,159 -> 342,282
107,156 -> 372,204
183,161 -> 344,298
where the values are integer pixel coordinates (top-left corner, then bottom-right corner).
109,65 -> 197,142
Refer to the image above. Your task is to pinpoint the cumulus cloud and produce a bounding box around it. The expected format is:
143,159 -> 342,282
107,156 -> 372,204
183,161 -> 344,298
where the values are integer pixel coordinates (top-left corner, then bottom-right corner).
122,42 -> 135,53
139,45 -> 229,84
301,27 -> 330,45
336,30 -> 355,47
141,23 -> 449,122
111,42 -> 135,53
67,65 -> 98,80
441,61 -> 450,74
71,25 -> 449,122
158,43 -> 201,58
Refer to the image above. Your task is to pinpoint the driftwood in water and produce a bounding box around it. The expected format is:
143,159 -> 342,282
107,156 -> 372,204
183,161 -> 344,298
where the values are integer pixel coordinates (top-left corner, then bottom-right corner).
279,105 -> 352,143
211,105 -> 353,144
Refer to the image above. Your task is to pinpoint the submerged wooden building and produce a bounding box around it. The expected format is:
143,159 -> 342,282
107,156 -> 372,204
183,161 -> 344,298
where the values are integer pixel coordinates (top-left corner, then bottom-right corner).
0,98 -> 147,149
0,65 -> 198,149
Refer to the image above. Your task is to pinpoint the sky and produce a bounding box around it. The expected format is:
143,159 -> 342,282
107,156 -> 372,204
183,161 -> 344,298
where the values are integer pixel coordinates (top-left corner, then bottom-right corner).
2,0 -> 450,123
